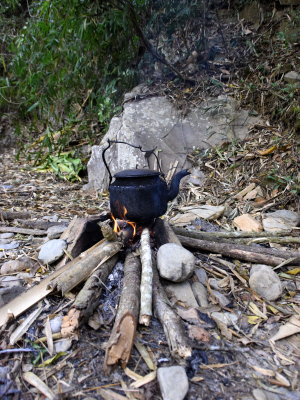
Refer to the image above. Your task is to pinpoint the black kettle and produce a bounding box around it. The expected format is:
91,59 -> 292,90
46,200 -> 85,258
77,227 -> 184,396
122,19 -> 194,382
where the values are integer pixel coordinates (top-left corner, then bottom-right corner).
102,140 -> 190,224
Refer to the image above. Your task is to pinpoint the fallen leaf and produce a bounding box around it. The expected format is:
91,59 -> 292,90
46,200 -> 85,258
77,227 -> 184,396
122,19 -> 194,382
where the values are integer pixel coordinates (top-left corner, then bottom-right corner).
257,145 -> 277,156
287,267 -> 300,275
188,325 -> 210,342
252,365 -> 274,377
270,315 -> 300,342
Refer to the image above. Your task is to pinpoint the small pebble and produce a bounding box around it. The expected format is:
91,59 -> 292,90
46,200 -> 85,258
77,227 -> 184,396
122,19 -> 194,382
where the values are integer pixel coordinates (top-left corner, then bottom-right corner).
157,366 -> 189,400
0,240 -> 19,250
38,239 -> 67,264
47,225 -> 67,239
249,264 -> 282,301
54,339 -> 72,353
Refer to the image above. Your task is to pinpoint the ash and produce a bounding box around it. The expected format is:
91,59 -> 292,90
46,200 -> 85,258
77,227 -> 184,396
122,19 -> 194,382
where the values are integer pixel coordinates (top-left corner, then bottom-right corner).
100,261 -> 124,323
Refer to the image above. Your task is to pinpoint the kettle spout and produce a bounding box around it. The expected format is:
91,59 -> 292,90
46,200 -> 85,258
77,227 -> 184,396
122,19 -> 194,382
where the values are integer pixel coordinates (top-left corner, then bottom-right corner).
167,169 -> 190,201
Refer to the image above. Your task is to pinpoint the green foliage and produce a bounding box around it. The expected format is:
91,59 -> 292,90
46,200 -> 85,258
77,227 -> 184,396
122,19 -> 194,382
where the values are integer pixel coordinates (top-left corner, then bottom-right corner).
2,0 -> 146,124
34,152 -> 84,182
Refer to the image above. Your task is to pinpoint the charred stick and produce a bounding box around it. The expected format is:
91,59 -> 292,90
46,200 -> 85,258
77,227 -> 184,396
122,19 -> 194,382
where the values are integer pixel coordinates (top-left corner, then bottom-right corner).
177,235 -> 289,267
139,228 -> 153,326
99,220 -> 117,242
153,218 -> 182,247
104,252 -> 141,372
152,266 -> 192,359
61,255 -> 118,337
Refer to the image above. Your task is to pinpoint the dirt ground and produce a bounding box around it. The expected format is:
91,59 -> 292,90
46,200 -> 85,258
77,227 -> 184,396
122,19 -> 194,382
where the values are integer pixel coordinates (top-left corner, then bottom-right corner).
1,146 -> 300,400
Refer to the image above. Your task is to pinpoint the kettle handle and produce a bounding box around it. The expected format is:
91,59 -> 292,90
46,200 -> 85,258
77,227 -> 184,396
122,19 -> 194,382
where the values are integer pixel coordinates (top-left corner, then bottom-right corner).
102,139 -> 163,185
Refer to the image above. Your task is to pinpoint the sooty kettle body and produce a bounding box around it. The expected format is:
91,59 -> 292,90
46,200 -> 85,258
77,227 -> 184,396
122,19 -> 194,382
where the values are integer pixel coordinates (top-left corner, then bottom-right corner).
109,168 -> 190,224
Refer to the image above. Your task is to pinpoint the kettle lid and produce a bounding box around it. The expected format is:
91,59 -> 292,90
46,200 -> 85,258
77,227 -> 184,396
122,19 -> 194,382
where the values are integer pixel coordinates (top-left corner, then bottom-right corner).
114,169 -> 161,178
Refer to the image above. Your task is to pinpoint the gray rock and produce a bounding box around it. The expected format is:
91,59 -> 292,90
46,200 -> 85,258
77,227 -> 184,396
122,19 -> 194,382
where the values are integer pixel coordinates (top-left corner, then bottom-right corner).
42,215 -> 59,222
195,267 -> 208,285
157,243 -> 195,282
0,240 -> 19,250
47,224 -> 67,239
50,315 -> 63,333
263,210 -> 300,232
0,276 -> 23,288
38,239 -> 67,264
54,338 -> 72,353
165,281 -> 198,308
1,259 -> 28,275
249,264 -> 283,301
157,366 -> 189,400
191,281 -> 209,307
85,89 -> 261,192
211,290 -> 231,308
284,71 -> 300,83
0,233 -> 14,239
211,311 -> 238,327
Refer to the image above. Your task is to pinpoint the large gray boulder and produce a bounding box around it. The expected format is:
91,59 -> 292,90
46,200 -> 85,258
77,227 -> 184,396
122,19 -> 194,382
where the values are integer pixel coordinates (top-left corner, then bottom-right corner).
85,86 -> 261,192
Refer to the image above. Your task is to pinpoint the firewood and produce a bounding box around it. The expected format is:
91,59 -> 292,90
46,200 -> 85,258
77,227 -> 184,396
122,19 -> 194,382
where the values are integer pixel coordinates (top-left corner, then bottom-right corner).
0,210 -> 31,221
0,239 -> 114,327
57,216 -> 105,267
152,266 -> 192,359
49,240 -> 122,295
153,218 -> 182,246
177,235 -> 294,267
0,226 -> 46,235
104,252 -> 141,372
61,255 -> 118,336
175,228 -> 300,261
173,226 -> 293,239
139,228 -> 153,326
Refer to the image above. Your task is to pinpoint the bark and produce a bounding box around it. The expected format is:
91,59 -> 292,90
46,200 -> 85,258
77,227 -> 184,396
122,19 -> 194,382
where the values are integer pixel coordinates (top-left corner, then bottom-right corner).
152,266 -> 191,358
139,228 -> 153,326
104,252 -> 141,372
61,254 -> 118,337
177,235 -> 290,267
153,218 -> 182,247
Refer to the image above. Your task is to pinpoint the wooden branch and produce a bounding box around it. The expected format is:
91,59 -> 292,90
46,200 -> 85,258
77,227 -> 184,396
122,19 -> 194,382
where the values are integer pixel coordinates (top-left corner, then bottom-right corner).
49,240 -> 122,295
153,218 -> 182,247
177,235 -> 290,267
152,266 -> 191,359
0,239 -> 113,327
0,210 -> 31,221
0,226 -> 46,235
176,231 -> 300,263
61,255 -> 118,337
173,226 -> 293,239
104,251 -> 141,372
139,228 -> 153,326
15,219 -> 66,231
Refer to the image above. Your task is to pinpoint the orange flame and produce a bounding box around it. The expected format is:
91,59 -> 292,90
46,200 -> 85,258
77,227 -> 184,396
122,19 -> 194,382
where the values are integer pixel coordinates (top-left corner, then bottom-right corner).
112,206 -> 136,236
